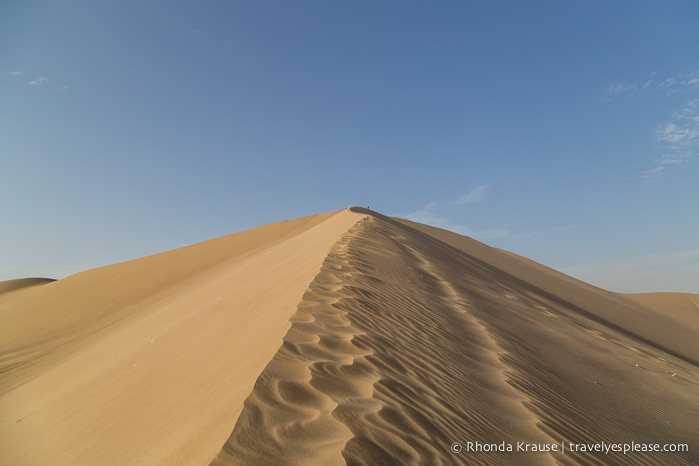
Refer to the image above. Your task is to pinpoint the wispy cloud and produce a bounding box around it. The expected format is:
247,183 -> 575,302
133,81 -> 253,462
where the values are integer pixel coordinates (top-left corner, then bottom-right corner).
606,72 -> 699,99
606,72 -> 699,179
646,98 -> 699,179
28,77 -> 48,86
399,189 -> 484,236
402,208 -> 532,239
453,184 -> 490,206
658,122 -> 694,145
658,99 -> 699,146
57,85 -> 69,93
396,185 -> 535,240
402,209 -> 474,235
417,184 -> 490,211
672,73 -> 699,93
643,166 -> 665,180
4,70 -> 22,77
605,82 -> 637,96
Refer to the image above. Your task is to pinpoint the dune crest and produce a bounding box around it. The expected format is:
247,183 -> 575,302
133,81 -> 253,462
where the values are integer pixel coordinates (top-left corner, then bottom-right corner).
0,209 -> 367,465
213,216 -> 558,465
214,213 -> 698,465
2,208 -> 697,465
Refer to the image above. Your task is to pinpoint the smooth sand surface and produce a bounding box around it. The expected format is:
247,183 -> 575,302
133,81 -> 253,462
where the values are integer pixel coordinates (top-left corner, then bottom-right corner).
0,209 -> 367,465
2,208 -> 697,465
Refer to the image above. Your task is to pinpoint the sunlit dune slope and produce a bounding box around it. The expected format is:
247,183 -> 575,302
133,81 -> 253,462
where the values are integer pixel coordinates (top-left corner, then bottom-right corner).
0,208 -> 367,465
2,207 -> 697,465
623,292 -> 699,337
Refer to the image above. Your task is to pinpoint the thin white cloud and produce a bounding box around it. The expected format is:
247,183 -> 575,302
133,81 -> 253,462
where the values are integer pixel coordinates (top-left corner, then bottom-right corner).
658,123 -> 699,145
657,77 -> 677,91
606,72 -> 699,98
657,100 -> 699,146
28,77 -> 48,86
682,75 -> 699,92
641,71 -> 659,90
419,184 -> 491,211
453,184 -> 490,206
403,209 -> 494,238
648,98 -> 699,178
643,166 -> 665,180
403,210 -> 472,235
5,70 -> 22,77
605,83 -> 636,96
57,85 -> 69,93
399,185 -> 537,239
659,73 -> 699,95
402,209 -> 534,239
607,73 -> 699,179
657,152 -> 692,165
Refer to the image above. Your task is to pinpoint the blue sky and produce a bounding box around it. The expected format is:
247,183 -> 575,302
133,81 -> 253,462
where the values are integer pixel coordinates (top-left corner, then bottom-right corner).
2,1 -> 698,293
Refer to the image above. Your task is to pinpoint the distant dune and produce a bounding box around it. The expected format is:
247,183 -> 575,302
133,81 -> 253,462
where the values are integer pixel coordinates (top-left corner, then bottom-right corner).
0,277 -> 55,295
1,208 -> 697,465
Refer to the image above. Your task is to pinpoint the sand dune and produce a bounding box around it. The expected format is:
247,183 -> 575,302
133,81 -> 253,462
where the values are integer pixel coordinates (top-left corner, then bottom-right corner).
0,209 -> 366,465
1,208 -> 697,465
0,278 -> 55,295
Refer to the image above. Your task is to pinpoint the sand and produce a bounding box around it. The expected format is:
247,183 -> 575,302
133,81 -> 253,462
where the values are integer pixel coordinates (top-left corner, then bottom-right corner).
0,278 -> 55,295
1,208 -> 697,465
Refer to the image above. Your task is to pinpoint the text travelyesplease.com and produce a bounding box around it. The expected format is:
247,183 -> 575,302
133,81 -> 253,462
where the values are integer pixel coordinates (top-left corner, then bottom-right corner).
450,440 -> 689,455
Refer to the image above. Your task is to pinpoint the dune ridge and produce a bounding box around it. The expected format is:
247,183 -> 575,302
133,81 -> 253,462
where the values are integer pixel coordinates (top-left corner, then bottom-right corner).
213,216 -> 559,465
1,208 -> 697,465
0,210 -> 344,396
0,209 -> 367,465
213,212 -> 698,465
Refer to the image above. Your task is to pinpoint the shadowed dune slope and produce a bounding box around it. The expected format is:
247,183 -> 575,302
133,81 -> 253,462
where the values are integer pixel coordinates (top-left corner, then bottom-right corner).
0,278 -> 55,295
214,209 -> 698,465
392,216 -> 699,365
2,208 -> 697,465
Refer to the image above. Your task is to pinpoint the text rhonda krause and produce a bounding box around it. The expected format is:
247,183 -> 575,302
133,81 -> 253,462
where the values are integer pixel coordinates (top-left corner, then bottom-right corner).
464,442 -> 559,453
463,441 -> 689,454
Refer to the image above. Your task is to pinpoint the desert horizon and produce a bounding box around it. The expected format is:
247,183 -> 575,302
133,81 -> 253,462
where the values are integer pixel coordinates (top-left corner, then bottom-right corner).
1,207 -> 697,465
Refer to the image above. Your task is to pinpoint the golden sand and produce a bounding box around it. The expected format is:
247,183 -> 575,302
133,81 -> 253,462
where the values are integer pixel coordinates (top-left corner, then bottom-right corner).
1,208 -> 697,465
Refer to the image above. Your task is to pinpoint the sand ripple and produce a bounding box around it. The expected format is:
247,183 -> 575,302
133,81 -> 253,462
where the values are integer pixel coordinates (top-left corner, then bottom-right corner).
213,213 -> 698,465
